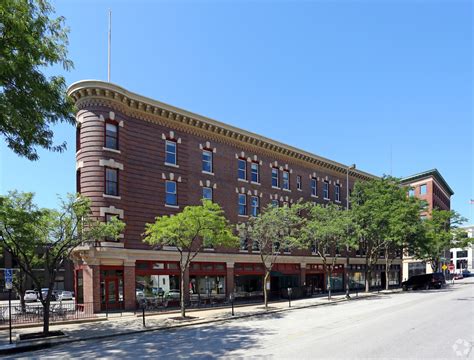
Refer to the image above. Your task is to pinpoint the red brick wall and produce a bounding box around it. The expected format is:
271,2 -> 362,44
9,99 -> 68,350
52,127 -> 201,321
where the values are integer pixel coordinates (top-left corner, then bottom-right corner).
123,266 -> 136,310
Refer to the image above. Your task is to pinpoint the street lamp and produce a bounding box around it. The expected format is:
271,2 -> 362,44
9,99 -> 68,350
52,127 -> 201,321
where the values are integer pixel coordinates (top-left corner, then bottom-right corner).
287,287 -> 292,308
345,164 -> 356,299
229,292 -> 235,316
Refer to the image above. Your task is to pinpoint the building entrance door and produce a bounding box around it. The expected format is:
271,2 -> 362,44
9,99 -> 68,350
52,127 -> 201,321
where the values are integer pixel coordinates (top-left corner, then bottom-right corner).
105,277 -> 120,309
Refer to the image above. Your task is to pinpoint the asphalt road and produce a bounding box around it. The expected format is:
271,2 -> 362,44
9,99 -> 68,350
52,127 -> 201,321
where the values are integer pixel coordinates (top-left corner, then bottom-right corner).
10,279 -> 474,359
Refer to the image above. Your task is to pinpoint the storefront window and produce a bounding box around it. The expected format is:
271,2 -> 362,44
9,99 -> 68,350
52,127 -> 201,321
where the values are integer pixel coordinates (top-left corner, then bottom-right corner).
235,275 -> 263,295
136,274 -> 179,298
388,271 -> 399,286
329,273 -> 344,291
100,269 -> 124,307
349,272 -> 365,290
189,275 -> 225,295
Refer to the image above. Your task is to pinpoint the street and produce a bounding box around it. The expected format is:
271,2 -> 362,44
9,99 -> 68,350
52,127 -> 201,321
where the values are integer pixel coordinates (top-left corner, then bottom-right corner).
9,279 -> 474,359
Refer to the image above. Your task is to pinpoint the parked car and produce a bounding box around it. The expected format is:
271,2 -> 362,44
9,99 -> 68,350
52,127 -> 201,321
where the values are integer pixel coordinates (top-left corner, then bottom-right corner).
24,290 -> 38,302
402,273 -> 445,291
462,270 -> 471,278
453,273 -> 464,280
167,289 -> 180,299
57,291 -> 74,301
152,287 -> 165,297
136,290 -> 145,301
41,288 -> 60,301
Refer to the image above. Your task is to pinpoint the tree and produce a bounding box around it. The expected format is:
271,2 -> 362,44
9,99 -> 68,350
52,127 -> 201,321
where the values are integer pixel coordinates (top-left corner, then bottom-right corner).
0,191 -> 124,334
143,200 -> 238,318
350,177 -> 420,292
299,203 -> 353,299
0,0 -> 75,160
237,204 -> 303,309
415,209 -> 467,272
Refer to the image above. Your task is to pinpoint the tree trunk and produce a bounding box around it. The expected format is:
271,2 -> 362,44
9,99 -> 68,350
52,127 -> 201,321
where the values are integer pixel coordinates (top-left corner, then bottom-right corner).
180,268 -> 186,318
264,271 -> 270,310
20,293 -> 26,313
43,299 -> 50,334
327,270 -> 332,300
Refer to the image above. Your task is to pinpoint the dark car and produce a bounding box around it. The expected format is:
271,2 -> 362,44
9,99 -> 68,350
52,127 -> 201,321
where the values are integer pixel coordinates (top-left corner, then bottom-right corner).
402,273 -> 445,291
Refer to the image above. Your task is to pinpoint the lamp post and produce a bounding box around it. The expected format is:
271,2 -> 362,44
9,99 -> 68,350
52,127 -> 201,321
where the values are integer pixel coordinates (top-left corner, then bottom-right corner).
287,287 -> 292,308
345,164 -> 356,299
229,292 -> 235,316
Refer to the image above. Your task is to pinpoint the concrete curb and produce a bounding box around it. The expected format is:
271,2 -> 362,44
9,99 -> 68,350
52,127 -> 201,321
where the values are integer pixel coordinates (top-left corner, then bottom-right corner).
0,293 -> 377,355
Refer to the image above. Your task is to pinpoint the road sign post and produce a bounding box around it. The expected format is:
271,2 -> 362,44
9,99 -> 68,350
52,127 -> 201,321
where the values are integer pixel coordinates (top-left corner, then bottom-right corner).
4,269 -> 13,345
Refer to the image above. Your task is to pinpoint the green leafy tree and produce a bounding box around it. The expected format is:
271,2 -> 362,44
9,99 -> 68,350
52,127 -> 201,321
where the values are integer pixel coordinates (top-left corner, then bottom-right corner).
237,204 -> 303,309
0,0 -> 75,160
0,191 -> 124,334
299,203 -> 354,299
143,200 -> 238,318
415,209 -> 467,272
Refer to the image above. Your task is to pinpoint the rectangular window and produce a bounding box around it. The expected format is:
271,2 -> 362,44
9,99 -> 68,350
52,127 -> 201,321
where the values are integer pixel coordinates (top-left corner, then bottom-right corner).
252,240 -> 260,251
456,250 -> 468,258
408,188 -> 415,197
271,199 -> 279,207
105,168 -> 118,196
238,159 -> 247,180
104,213 -> 119,242
166,180 -> 177,206
311,178 -> 317,196
76,169 -> 81,194
202,187 -> 213,201
272,168 -> 279,187
240,236 -> 248,250
238,194 -> 247,216
296,175 -> 302,190
420,184 -> 427,195
202,150 -> 213,173
251,196 -> 259,217
105,122 -> 118,150
282,171 -> 290,190
251,162 -> 260,183
323,181 -> 329,199
165,140 -> 177,165
335,184 -> 340,202
76,126 -> 81,151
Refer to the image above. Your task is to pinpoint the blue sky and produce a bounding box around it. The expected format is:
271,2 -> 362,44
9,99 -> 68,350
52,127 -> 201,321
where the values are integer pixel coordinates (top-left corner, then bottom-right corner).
1,0 -> 472,222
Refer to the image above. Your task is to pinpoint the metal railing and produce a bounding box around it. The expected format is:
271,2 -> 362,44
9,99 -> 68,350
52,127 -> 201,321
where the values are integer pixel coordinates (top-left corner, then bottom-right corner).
0,301 -> 96,326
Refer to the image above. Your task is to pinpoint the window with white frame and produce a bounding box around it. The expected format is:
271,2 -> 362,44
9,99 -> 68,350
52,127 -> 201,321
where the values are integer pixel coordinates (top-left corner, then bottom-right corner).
271,199 -> 279,207
202,150 -> 213,173
202,187 -> 213,201
323,181 -> 329,199
165,180 -> 177,205
238,159 -> 247,180
271,168 -> 279,187
251,162 -> 260,183
420,184 -> 427,195
251,196 -> 259,217
165,140 -> 177,165
311,178 -> 317,196
335,184 -> 340,202
282,171 -> 290,190
238,194 -> 247,215
296,175 -> 302,190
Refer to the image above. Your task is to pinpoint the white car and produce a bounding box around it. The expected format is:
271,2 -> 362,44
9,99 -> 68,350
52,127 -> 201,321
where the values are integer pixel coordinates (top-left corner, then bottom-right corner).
57,291 -> 73,301
24,290 -> 38,302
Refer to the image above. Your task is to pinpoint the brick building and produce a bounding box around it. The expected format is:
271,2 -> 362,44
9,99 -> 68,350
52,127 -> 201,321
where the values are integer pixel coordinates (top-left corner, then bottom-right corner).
68,80 -> 402,312
400,169 -> 454,279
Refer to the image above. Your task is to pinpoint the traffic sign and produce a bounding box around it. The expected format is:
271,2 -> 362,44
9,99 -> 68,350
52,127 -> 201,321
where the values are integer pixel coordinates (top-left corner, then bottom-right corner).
441,264 -> 447,271
448,264 -> 455,271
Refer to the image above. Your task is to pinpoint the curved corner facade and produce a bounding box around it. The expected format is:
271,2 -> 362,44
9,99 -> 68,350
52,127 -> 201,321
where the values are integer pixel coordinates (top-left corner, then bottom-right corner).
69,80 -> 401,312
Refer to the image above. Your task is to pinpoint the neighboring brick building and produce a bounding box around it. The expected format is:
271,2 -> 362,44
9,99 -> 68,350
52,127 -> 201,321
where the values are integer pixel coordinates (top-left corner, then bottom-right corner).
400,169 -> 454,279
68,80 -> 402,312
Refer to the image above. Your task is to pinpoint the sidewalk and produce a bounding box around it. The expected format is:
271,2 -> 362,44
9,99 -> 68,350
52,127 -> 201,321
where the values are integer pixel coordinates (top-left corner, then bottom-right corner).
0,290 -> 391,354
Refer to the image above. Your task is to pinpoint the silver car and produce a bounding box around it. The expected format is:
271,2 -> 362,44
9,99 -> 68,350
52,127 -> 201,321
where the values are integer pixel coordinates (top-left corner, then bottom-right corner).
24,290 -> 38,302
57,291 -> 73,301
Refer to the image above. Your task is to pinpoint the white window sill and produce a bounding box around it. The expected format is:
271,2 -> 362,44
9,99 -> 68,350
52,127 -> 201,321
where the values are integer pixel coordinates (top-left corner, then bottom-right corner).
311,195 -> 318,198
239,249 -> 249,253
297,188 -> 302,192
238,214 -> 249,218
103,147 -> 121,154
311,252 -> 318,256
202,171 -> 214,176
238,178 -> 248,183
252,250 -> 260,253
335,200 -> 341,203
103,194 -> 121,200
323,197 -> 330,201
204,248 -> 215,252
165,204 -> 180,209
250,181 -> 261,186
271,186 -> 280,190
282,188 -> 291,192
283,252 -> 291,255
164,162 -> 179,168
163,246 -> 178,251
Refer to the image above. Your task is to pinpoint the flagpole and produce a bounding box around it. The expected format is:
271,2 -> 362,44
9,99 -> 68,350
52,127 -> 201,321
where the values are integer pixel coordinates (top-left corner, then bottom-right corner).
108,9 -> 111,82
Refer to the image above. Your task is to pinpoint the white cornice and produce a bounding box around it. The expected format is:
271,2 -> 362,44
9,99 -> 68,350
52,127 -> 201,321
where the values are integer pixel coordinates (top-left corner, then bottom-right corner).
67,80 -> 377,181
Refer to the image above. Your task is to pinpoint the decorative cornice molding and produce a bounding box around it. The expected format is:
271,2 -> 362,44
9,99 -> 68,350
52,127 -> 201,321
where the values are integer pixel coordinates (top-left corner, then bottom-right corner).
68,80 -> 377,181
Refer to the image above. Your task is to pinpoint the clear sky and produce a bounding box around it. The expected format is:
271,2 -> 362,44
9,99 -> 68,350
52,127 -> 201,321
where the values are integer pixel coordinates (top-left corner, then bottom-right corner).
1,0 -> 472,223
